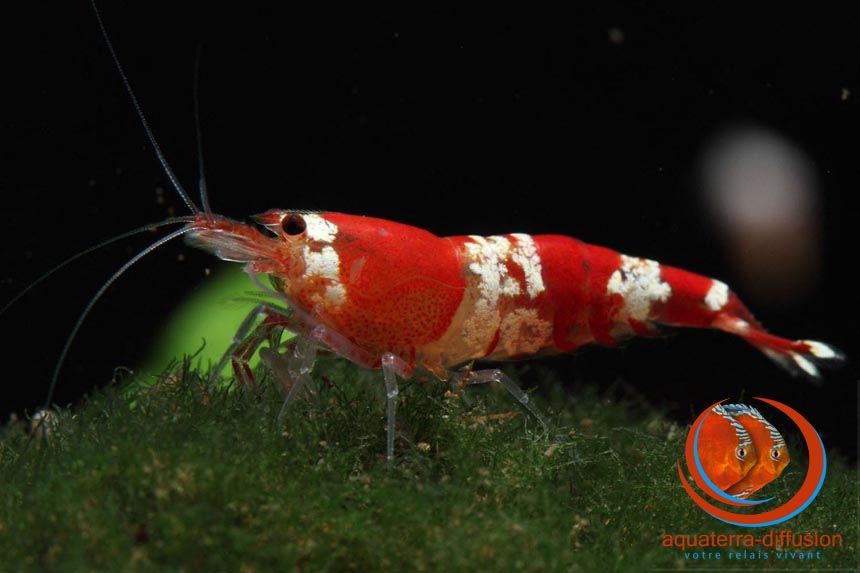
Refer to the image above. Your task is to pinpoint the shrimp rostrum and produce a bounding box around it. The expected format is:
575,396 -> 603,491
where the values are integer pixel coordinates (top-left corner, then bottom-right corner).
183,210 -> 842,460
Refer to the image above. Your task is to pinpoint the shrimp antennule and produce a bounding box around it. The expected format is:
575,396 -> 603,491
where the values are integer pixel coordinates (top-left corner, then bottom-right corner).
43,225 -> 197,410
1,217 -> 194,320
89,0 -> 204,216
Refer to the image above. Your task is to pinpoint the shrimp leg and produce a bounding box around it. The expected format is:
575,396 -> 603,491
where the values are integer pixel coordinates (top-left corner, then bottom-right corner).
209,303 -> 292,387
453,369 -> 551,429
295,323 -> 411,460
219,300 -> 414,461
380,353 -> 401,462
259,337 -> 319,422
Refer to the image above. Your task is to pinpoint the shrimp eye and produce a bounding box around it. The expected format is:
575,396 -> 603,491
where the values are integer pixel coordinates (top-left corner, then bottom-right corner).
770,448 -> 781,461
736,447 -> 747,460
282,214 -> 307,236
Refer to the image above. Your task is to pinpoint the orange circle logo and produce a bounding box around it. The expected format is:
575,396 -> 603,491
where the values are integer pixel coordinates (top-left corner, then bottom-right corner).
677,397 -> 826,526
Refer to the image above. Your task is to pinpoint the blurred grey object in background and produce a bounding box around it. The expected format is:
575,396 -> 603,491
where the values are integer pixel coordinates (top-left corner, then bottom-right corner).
700,126 -> 821,305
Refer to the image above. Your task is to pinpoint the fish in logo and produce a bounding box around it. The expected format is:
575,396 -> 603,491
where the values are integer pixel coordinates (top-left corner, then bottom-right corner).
722,404 -> 790,498
696,404 -> 758,490
696,403 -> 789,497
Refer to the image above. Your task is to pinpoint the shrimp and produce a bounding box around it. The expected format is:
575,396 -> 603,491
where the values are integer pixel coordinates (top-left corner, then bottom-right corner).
23,2 -> 843,462
183,211 -> 842,459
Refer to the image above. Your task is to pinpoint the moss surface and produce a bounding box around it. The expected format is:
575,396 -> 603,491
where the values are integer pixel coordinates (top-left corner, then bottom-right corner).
1,359 -> 857,572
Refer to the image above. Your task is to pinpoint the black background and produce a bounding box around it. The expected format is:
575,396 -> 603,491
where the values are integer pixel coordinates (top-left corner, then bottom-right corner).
2,3 -> 857,459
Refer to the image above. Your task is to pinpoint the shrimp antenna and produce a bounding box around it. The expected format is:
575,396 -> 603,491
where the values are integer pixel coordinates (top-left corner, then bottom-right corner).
90,0 -> 200,215
0,217 -> 194,319
193,41 -> 212,214
42,225 -> 196,411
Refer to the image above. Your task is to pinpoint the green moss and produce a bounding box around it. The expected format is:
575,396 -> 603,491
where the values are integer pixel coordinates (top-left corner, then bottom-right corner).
1,361 -> 857,572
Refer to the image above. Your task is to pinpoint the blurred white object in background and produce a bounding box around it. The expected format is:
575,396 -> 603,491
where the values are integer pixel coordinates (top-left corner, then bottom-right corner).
700,125 -> 821,306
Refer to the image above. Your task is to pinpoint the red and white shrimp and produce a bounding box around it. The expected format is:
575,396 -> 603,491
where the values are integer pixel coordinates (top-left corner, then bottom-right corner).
189,210 -> 843,381
181,209 -> 842,459
32,2 -> 842,461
